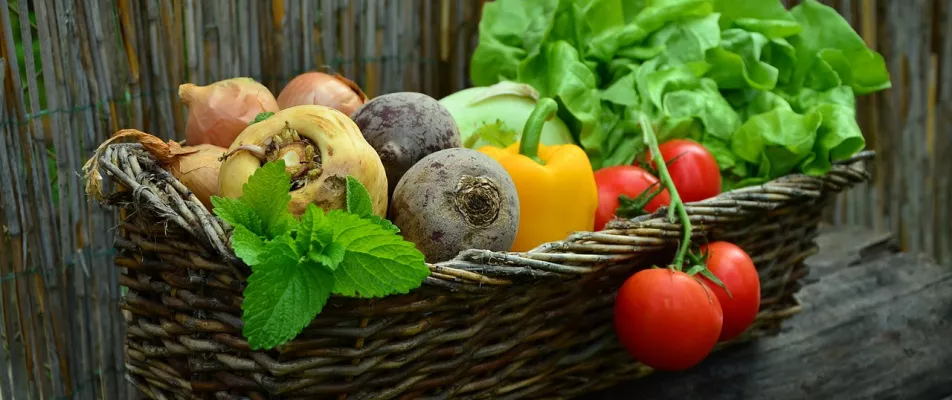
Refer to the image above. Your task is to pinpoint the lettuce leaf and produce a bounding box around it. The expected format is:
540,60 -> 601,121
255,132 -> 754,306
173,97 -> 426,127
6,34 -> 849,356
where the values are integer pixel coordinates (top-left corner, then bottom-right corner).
788,0 -> 891,95
470,0 -> 889,184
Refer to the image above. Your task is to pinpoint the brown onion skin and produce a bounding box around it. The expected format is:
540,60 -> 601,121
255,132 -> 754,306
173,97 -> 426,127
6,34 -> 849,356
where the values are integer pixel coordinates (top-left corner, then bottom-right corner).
82,129 -> 223,211
170,144 -> 226,211
276,72 -> 368,116
180,78 -> 279,148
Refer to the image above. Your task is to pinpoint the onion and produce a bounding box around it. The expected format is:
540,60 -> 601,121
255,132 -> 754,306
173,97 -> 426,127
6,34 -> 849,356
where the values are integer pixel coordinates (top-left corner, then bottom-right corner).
218,105 -> 388,217
276,72 -> 368,116
180,78 -> 280,148
83,129 -> 225,210
168,144 -> 226,210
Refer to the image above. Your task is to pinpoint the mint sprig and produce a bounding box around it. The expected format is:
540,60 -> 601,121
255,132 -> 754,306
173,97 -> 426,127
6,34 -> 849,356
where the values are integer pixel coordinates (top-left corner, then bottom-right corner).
211,161 -> 428,350
345,175 -> 399,233
326,211 -> 428,297
240,236 -> 334,349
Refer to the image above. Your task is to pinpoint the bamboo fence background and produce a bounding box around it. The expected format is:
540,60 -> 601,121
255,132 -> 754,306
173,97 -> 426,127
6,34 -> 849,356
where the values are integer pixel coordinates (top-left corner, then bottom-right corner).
0,0 -> 947,399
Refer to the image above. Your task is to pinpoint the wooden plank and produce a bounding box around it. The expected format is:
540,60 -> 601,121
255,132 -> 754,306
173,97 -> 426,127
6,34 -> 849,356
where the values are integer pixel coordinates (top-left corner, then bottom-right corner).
581,230 -> 952,400
935,0 -> 952,266
32,0 -> 79,397
800,225 -> 898,281
57,0 -> 105,397
363,0 -> 377,96
0,59 -> 33,400
12,3 -> 63,397
96,2 -> 130,397
300,0 -> 313,75
13,0 -> 72,398
0,2 -> 54,397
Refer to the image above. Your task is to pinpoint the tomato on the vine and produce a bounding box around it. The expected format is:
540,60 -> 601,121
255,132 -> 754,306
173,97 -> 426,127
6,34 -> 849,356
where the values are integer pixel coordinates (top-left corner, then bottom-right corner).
593,166 -> 671,231
698,241 -> 761,342
644,139 -> 721,203
613,268 -> 723,371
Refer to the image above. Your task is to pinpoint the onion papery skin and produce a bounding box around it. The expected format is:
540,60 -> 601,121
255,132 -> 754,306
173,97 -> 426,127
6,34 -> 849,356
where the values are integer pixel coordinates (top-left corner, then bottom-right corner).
276,72 -> 368,116
180,77 -> 280,148
170,144 -> 226,211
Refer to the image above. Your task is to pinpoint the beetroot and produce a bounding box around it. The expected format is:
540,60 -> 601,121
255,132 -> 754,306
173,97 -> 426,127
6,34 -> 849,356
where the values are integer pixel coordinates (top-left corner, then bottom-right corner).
389,148 -> 519,263
351,92 -> 461,197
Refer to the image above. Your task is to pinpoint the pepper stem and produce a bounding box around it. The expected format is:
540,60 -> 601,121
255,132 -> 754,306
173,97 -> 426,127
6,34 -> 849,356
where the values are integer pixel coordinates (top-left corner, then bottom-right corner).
638,113 -> 692,270
518,98 -> 558,164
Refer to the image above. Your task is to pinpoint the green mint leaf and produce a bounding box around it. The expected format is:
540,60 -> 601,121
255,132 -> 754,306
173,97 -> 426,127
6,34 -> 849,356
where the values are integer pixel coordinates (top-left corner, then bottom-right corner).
310,241 -> 346,271
345,176 -> 375,218
211,196 -> 264,235
345,176 -> 399,232
295,204 -> 345,271
230,225 -> 268,265
368,215 -> 400,234
251,111 -> 275,125
241,238 -> 334,350
325,211 -> 430,298
295,205 -> 333,253
242,160 -> 296,238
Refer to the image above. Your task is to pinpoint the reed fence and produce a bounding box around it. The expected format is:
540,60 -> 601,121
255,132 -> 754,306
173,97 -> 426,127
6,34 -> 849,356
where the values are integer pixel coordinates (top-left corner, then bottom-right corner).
0,0 -> 947,399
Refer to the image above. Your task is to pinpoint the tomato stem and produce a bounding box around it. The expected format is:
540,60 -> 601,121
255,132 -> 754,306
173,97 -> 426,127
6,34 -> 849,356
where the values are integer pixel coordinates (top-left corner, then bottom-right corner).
615,182 -> 664,219
518,98 -> 558,164
638,113 -> 692,270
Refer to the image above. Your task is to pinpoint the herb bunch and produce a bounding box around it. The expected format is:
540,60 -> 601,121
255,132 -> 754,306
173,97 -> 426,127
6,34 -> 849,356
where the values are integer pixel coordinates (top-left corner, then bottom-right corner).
211,161 -> 429,349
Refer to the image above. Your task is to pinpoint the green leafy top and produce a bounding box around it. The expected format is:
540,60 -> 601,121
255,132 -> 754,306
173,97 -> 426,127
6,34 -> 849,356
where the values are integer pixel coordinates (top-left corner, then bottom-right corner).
470,0 -> 889,187
251,111 -> 275,125
211,161 -> 428,350
463,120 -> 520,148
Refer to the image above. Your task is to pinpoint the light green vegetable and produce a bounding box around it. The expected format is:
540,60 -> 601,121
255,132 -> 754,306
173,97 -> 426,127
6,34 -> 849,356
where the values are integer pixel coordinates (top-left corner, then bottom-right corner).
470,0 -> 890,187
439,81 -> 575,149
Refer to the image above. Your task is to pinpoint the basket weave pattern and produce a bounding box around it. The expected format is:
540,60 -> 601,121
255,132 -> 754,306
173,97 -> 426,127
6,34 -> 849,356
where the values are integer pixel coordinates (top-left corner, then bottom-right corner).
96,142 -> 873,399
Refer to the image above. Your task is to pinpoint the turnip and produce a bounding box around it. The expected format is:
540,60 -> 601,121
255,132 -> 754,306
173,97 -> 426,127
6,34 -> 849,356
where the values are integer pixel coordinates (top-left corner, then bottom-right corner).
218,105 -> 389,217
389,148 -> 519,263
439,81 -> 575,149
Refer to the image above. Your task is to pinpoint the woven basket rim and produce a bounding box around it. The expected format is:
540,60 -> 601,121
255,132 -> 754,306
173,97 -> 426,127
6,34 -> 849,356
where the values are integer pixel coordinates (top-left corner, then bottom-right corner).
88,144 -> 873,290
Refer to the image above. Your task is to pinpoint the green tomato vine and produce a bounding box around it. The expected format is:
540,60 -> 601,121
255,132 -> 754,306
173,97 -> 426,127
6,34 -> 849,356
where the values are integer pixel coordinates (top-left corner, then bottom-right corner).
638,113 -> 692,270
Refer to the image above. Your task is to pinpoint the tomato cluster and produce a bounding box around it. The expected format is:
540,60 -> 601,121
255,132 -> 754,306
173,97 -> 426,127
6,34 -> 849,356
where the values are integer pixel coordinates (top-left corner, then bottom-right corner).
613,241 -> 761,371
592,139 -> 721,231
595,139 -> 761,371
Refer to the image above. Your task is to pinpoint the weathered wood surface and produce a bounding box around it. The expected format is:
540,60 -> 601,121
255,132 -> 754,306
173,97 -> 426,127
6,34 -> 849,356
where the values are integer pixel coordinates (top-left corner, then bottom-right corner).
581,226 -> 952,400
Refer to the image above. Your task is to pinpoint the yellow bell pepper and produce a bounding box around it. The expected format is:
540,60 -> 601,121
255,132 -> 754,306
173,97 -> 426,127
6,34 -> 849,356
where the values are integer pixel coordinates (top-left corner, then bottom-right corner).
478,98 -> 598,252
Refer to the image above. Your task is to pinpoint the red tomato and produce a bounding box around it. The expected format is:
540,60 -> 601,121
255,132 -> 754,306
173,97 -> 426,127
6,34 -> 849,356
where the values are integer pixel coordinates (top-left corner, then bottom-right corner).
593,166 -> 671,231
613,268 -> 723,371
699,241 -> 761,342
644,139 -> 721,203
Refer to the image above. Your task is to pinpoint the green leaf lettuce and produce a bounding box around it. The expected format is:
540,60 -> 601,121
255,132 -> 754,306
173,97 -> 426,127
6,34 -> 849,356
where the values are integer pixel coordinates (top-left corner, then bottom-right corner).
470,0 -> 889,185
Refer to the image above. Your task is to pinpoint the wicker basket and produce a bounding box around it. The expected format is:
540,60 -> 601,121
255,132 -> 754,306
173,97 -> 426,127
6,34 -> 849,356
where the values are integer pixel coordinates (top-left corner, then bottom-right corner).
88,141 -> 873,399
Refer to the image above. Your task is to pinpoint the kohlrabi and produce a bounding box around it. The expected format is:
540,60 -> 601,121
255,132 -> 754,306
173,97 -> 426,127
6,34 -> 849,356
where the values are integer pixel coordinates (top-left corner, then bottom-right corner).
439,81 -> 575,149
